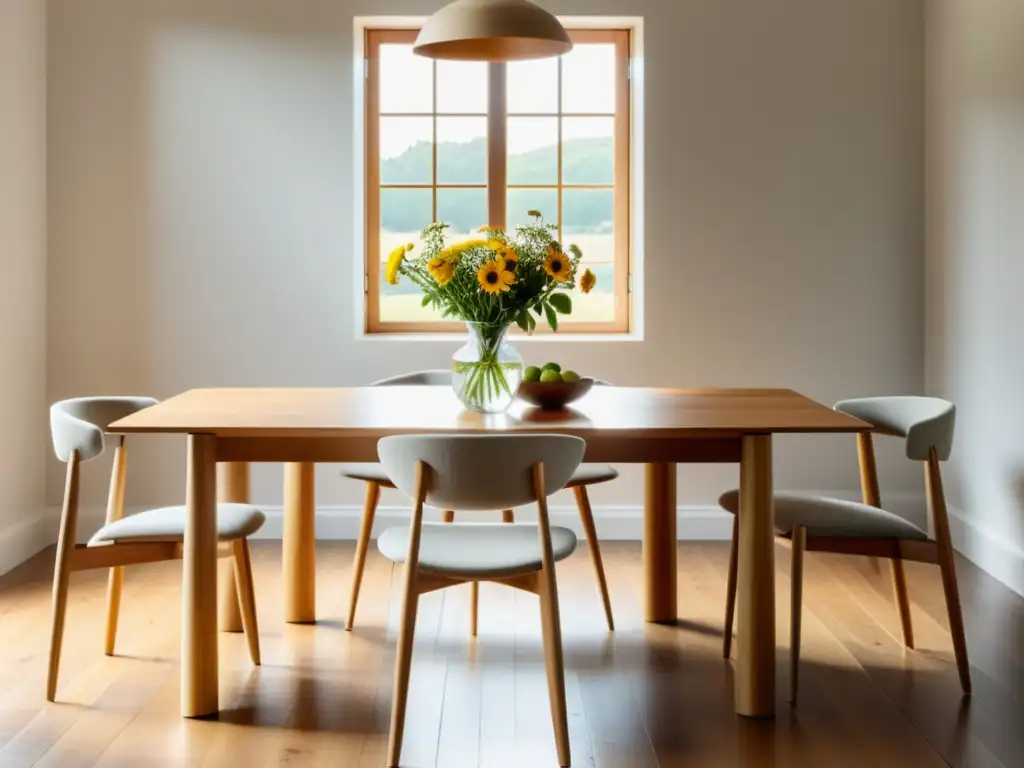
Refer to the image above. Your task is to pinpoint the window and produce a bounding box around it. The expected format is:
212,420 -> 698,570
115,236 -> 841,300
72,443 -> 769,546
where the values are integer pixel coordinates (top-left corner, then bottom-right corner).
364,27 -> 632,334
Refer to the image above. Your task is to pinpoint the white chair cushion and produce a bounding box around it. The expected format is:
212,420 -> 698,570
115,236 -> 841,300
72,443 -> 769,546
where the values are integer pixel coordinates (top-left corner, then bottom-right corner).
342,462 -> 617,490
565,464 -> 619,487
377,522 -> 577,578
718,490 -> 928,541
339,463 -> 395,486
88,503 -> 265,546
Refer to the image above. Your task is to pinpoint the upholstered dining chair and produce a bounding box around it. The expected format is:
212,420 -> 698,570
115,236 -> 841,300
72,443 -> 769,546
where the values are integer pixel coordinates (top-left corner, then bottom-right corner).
342,370 -> 617,632
376,433 -> 583,768
719,396 -> 970,703
47,397 -> 265,701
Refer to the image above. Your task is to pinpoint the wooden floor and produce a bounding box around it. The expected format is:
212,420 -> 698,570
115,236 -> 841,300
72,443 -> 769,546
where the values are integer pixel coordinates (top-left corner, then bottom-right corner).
0,541 -> 1021,768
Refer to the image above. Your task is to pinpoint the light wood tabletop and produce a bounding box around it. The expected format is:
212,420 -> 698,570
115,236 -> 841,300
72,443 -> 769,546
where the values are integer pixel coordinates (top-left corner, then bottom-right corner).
109,386 -> 867,721
111,386 -> 865,438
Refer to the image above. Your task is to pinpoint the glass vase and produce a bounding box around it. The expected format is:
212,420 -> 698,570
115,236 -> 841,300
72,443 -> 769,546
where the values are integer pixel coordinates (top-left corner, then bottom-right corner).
451,322 -> 524,413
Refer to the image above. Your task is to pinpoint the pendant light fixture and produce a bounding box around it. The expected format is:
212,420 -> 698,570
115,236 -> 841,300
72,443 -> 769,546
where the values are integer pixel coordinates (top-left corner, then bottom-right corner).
413,0 -> 572,61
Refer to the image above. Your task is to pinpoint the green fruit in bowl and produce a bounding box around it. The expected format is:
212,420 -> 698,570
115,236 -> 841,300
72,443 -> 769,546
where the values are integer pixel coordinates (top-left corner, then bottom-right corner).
522,365 -> 541,382
542,362 -> 561,372
561,370 -> 581,383
539,368 -> 563,384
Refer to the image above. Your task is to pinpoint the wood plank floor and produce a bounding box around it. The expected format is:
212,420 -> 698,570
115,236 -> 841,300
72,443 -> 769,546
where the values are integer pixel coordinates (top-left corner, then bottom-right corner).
0,541 -> 1021,767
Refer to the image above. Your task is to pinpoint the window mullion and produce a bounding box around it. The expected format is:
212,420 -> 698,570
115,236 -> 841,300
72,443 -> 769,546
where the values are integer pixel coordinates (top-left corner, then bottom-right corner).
487,62 -> 507,229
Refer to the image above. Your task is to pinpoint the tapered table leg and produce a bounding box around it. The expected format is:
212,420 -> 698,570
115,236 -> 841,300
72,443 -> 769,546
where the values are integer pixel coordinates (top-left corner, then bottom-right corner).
284,462 -> 316,623
183,434 -> 219,717
642,463 -> 677,623
217,462 -> 249,633
736,434 -> 775,717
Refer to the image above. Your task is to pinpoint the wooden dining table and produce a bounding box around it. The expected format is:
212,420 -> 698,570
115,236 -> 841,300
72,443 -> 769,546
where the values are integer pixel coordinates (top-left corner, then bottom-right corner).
110,386 -> 866,720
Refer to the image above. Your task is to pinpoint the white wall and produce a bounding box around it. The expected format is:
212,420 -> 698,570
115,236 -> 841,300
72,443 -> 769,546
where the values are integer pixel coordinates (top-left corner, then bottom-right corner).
46,0 -> 927,533
926,0 -> 1024,595
0,0 -> 48,573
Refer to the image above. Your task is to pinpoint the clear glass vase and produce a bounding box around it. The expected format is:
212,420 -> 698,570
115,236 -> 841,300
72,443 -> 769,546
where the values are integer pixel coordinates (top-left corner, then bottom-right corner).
451,322 -> 524,413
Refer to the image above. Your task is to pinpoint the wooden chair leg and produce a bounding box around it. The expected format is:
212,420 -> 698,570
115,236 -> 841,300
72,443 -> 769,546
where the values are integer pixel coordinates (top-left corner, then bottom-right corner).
790,526 -> 806,704
103,567 -> 124,656
926,451 -> 971,695
387,463 -> 427,768
890,558 -> 915,649
532,463 -> 570,768
48,454 -> 81,702
538,562 -> 570,767
501,508 -> 515,523
470,581 -> 479,637
347,481 -> 380,630
723,514 -> 739,659
442,509 -> 455,523
573,486 -> 615,631
232,540 -> 261,665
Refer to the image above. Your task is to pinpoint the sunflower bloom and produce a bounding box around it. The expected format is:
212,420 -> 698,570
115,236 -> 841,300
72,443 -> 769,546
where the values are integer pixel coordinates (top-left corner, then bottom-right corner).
579,268 -> 596,294
477,259 -> 516,295
427,255 -> 455,286
494,243 -> 519,274
544,247 -> 571,283
385,243 -> 411,285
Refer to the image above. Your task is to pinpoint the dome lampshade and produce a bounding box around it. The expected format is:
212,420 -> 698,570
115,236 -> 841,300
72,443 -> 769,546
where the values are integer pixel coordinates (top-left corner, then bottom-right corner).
413,0 -> 573,62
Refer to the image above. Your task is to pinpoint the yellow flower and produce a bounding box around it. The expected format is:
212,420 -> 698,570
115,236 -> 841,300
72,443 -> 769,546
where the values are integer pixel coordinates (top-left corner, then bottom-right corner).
427,255 -> 455,286
527,209 -> 542,218
580,268 -> 596,294
493,243 -> 518,274
385,243 -> 411,285
477,259 -> 516,295
477,225 -> 503,233
544,246 -> 571,283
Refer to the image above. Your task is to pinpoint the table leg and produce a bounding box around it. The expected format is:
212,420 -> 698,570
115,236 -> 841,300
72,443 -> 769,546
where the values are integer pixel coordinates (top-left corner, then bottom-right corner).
217,462 -> 249,633
183,434 -> 219,717
284,462 -> 316,623
642,462 -> 677,623
736,434 -> 775,717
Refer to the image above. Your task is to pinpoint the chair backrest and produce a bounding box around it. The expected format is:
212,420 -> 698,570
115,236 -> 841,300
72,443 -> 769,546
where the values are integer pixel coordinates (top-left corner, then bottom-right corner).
834,396 -> 955,461
373,370 -> 451,387
378,434 -> 585,511
50,397 -> 157,463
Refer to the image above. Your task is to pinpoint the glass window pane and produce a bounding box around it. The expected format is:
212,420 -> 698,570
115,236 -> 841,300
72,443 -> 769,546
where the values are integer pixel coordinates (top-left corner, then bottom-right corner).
561,188 -> 615,324
380,117 -> 432,184
437,117 -> 486,184
380,44 -> 432,114
380,188 -> 437,322
507,57 -> 558,114
562,117 -> 614,185
437,187 -> 487,237
380,187 -> 433,246
437,60 -> 487,113
562,44 -> 616,114
507,117 -> 558,186
506,189 -> 559,233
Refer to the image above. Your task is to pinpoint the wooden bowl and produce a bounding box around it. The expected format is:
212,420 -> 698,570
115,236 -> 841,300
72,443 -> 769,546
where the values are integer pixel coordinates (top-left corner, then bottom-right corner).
516,377 -> 594,410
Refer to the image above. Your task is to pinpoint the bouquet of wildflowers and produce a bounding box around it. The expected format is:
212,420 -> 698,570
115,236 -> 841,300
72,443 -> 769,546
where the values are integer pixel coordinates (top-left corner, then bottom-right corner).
385,211 -> 596,409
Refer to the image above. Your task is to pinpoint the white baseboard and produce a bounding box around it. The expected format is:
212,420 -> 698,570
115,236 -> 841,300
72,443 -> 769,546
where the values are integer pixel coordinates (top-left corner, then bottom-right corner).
248,504 -> 736,541
0,508 -> 55,577
948,506 -> 1024,597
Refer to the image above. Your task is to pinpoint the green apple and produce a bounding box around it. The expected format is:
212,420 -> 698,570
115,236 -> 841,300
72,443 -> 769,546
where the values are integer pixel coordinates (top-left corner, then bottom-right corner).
561,370 -> 581,383
522,365 -> 541,382
539,368 -> 563,384
542,362 -> 561,372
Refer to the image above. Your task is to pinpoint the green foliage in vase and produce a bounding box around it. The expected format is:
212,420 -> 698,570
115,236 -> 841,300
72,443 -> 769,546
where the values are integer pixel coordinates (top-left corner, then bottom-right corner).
384,211 -> 591,335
